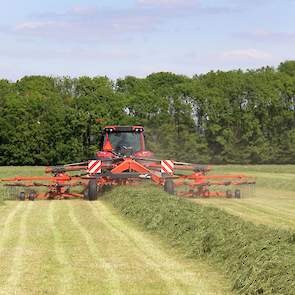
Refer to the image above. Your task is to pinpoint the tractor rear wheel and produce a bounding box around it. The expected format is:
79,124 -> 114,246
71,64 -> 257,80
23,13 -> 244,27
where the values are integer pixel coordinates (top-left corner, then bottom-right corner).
19,192 -> 25,201
88,179 -> 98,201
164,179 -> 175,195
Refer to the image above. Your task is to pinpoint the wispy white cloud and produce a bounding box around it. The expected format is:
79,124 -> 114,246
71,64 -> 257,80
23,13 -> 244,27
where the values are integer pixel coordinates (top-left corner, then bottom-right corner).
139,0 -> 182,4
71,5 -> 99,16
235,29 -> 295,43
7,10 -> 156,42
137,0 -> 198,7
5,6 -> 157,41
137,0 -> 238,14
222,49 -> 272,61
13,21 -> 68,32
1,2 -> 237,43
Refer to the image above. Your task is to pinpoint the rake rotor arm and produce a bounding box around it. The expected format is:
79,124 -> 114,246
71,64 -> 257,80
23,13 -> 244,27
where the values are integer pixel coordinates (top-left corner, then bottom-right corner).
2,175 -> 72,182
181,173 -> 255,180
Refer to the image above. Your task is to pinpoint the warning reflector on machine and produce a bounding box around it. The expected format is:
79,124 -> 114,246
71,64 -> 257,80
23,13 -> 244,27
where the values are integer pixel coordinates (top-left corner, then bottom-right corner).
88,160 -> 102,174
161,160 -> 174,175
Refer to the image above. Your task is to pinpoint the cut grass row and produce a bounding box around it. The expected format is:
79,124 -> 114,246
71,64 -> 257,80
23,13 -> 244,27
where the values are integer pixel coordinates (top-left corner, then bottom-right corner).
105,185 -> 295,295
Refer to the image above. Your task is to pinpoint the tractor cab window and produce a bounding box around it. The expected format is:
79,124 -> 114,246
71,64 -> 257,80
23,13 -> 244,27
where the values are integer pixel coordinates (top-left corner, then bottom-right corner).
105,132 -> 141,153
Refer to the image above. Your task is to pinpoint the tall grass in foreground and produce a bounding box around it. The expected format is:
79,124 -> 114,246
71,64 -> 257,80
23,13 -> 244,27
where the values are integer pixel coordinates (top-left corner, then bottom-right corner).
105,185 -> 295,295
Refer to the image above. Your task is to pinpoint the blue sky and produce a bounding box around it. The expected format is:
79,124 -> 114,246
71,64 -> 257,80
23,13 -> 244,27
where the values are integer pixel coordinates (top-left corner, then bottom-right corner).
0,0 -> 294,80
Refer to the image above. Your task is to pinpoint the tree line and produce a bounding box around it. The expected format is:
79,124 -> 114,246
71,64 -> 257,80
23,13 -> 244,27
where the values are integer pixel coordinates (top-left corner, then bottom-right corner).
0,61 -> 295,165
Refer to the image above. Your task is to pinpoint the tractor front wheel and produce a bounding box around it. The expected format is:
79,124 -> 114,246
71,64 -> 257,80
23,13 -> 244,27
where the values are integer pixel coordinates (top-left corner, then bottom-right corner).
88,179 -> 99,201
164,179 -> 175,195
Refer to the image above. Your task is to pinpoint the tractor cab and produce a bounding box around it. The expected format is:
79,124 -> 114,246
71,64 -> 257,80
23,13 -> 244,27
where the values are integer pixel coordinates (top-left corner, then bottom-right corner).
97,126 -> 153,159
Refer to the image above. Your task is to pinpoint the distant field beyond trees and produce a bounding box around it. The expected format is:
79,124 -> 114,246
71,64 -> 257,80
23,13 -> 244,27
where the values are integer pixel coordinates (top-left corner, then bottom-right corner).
0,61 -> 295,165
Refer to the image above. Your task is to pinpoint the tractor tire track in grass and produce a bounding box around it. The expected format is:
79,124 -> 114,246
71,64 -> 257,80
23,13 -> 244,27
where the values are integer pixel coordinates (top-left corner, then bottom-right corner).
0,202 -> 22,250
48,201 -> 73,295
0,202 -> 21,226
67,201 -> 122,295
74,201 -> 173,295
0,202 -> 24,291
0,202 -> 32,295
19,201 -> 70,295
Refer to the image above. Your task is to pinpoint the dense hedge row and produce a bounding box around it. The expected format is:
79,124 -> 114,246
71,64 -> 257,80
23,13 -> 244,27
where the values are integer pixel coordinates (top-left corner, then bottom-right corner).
105,185 -> 295,295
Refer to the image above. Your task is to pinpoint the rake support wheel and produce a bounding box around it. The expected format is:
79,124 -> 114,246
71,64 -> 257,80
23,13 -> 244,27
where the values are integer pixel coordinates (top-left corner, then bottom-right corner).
164,179 -> 175,195
226,190 -> 233,198
88,179 -> 99,201
234,189 -> 241,199
19,192 -> 25,201
28,192 -> 36,201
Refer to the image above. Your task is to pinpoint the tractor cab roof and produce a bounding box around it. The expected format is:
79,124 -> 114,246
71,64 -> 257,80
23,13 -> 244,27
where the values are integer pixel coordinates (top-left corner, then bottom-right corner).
103,126 -> 144,132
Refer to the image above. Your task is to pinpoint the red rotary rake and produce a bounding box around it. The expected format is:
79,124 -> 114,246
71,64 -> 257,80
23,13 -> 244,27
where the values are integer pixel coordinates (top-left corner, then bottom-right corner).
1,126 -> 255,201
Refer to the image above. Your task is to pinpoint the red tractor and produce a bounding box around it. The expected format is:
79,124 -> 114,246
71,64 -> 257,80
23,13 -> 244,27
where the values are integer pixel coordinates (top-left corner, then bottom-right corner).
1,125 -> 255,201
